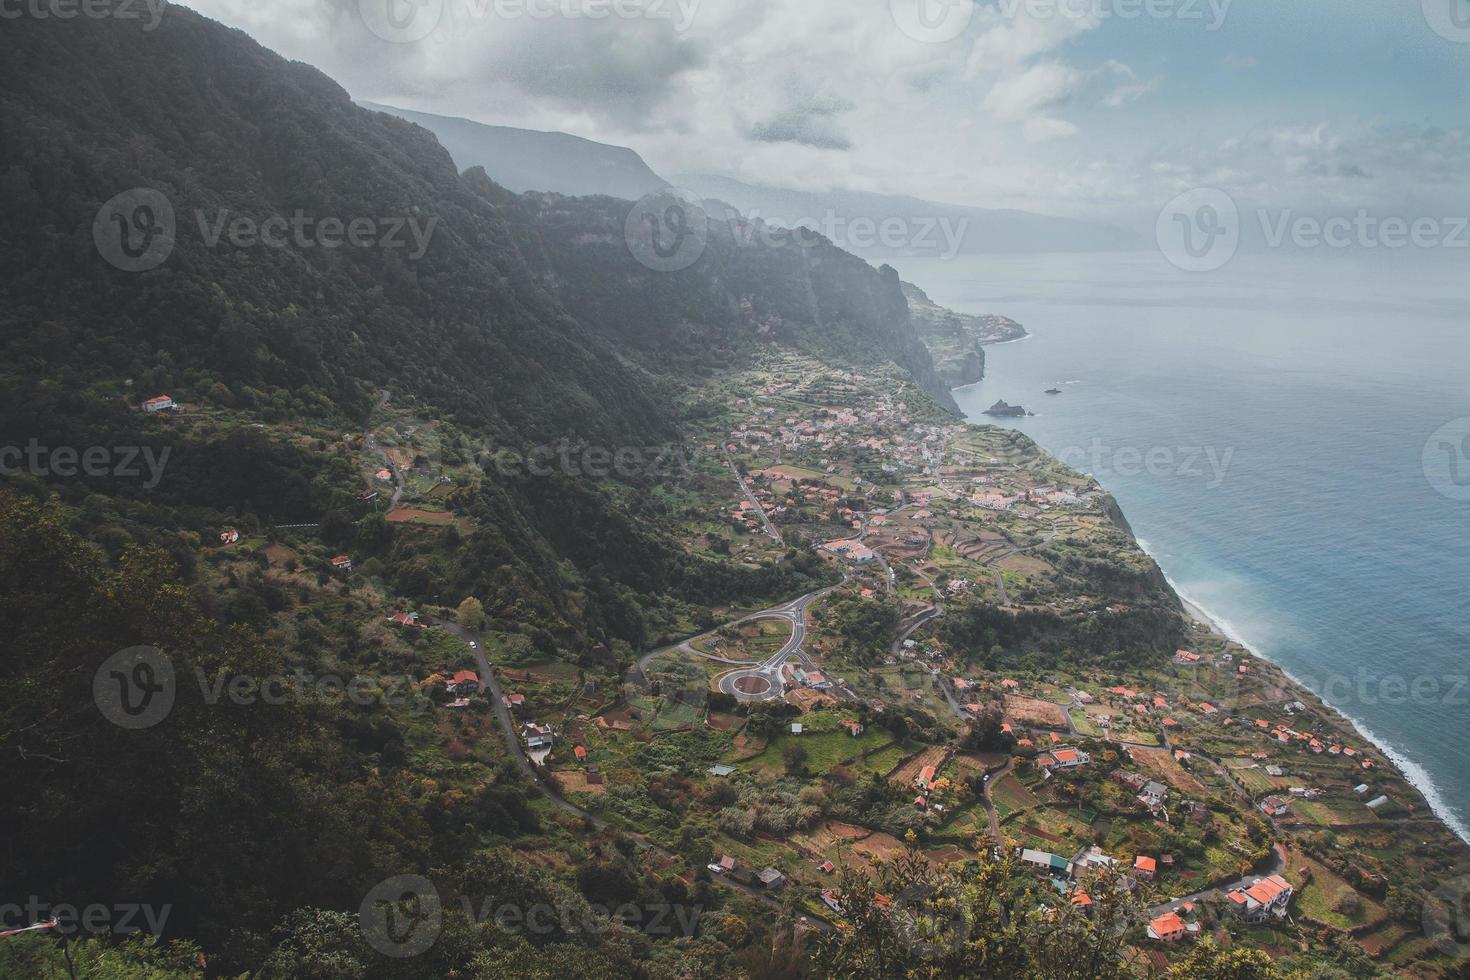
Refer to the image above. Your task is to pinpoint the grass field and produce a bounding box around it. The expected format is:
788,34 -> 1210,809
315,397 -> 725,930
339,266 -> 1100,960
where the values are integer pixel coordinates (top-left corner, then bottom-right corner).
1229,765 -> 1278,795
856,741 -> 909,777
991,773 -> 1040,819
1068,709 -> 1103,737
652,698 -> 703,730
1293,798 -> 1377,828
1291,851 -> 1386,929
745,726 -> 893,774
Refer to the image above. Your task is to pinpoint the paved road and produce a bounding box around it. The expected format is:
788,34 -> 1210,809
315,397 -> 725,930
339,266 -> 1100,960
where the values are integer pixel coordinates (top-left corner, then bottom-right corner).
981,758 -> 1016,845
1148,843 -> 1288,918
636,576 -> 849,701
432,616 -> 832,928
723,446 -> 783,545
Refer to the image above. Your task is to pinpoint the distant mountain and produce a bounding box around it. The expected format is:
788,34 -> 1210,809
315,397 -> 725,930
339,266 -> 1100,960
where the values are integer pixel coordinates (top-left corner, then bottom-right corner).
360,102 -> 669,200
673,173 -> 1144,256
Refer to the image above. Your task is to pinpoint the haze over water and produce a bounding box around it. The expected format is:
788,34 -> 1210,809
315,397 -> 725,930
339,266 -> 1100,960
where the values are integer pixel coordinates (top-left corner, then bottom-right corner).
896,249 -> 1470,840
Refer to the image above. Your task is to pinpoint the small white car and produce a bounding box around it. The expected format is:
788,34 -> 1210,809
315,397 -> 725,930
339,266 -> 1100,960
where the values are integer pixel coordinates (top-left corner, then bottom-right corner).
706,864 -> 725,874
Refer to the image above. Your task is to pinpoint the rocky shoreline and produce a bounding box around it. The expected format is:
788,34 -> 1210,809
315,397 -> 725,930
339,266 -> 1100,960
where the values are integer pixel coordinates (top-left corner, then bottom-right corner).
904,281 -> 1027,388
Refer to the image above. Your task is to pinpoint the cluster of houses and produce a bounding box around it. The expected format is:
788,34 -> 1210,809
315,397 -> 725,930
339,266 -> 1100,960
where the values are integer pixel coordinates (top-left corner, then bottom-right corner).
782,665 -> 834,691
1145,874 -> 1295,943
1113,770 -> 1169,813
1225,874 -> 1295,924
819,539 -> 876,563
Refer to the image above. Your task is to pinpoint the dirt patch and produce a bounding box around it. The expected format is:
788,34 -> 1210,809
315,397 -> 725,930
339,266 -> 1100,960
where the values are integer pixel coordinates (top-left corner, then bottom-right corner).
852,831 -> 908,862
384,506 -> 452,525
554,771 -> 607,794
706,711 -> 744,732
386,508 -> 454,525
953,752 -> 1009,772
888,745 -> 950,787
1004,695 -> 1069,730
1129,747 -> 1208,797
263,544 -> 296,567
734,675 -> 773,695
787,687 -> 836,712
924,844 -> 970,864
1022,823 -> 1067,845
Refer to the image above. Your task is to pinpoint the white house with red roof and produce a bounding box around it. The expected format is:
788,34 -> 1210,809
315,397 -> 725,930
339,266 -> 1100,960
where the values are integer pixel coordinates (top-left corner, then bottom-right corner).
142,395 -> 176,412
1037,747 -> 1090,771
1226,875 -> 1294,924
1147,911 -> 1187,942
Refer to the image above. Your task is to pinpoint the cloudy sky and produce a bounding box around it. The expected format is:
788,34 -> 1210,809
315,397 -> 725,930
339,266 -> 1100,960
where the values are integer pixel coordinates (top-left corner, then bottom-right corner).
182,0 -> 1470,228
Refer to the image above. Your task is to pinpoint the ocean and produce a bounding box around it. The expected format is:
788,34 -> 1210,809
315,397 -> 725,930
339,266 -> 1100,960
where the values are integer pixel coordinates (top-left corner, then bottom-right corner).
893,248 -> 1470,842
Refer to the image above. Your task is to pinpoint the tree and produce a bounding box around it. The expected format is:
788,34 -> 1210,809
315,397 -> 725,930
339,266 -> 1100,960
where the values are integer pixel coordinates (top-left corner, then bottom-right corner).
812,842 -> 1146,979
457,596 -> 487,629
1168,939 -> 1286,979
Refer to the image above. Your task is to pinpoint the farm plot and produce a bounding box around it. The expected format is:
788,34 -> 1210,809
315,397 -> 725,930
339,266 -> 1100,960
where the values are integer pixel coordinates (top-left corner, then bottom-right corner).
1003,695 -> 1069,730
1130,747 -> 1208,796
888,745 -> 951,787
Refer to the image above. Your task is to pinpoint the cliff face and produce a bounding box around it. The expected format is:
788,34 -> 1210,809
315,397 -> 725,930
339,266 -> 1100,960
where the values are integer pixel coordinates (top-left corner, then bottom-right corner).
903,281 -> 1027,388
501,192 -> 963,414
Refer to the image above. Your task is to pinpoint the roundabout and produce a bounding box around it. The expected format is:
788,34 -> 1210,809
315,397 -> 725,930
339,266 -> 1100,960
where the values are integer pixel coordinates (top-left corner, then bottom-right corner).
719,665 -> 785,703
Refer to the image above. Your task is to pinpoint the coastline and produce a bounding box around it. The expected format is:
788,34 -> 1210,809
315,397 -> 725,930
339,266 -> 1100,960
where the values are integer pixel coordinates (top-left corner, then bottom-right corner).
947,360 -> 1470,849
1143,540 -> 1470,848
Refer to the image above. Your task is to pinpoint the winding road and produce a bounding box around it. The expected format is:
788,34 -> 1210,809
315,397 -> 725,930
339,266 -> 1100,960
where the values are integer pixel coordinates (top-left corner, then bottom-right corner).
636,581 -> 847,703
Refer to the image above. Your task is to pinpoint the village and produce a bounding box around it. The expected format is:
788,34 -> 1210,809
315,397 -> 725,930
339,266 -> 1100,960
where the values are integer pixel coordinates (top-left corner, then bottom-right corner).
182,350 -> 1467,974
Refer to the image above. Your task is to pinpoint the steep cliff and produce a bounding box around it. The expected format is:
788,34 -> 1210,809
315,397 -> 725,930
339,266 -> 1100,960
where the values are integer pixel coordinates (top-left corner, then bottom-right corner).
903,281 -> 1027,388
